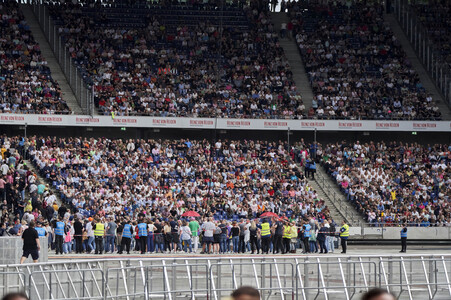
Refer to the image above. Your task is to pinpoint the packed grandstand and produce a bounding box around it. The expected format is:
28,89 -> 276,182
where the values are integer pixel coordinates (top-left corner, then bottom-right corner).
0,0 -> 446,119
0,0 -> 449,258
0,135 -> 449,254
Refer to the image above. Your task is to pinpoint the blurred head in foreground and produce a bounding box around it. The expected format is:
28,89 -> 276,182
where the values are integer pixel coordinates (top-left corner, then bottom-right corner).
231,286 -> 260,300
2,293 -> 29,300
361,288 -> 396,300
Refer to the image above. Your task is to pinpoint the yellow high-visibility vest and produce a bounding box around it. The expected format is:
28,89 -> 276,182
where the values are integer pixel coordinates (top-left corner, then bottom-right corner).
94,223 -> 105,237
261,223 -> 270,237
340,224 -> 349,238
283,226 -> 291,239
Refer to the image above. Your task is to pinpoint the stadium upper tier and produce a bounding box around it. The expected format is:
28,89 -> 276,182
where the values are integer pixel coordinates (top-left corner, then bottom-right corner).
0,1 -> 70,114
319,141 -> 450,226
413,2 -> 451,69
0,0 -> 447,120
288,2 -> 442,120
46,0 -> 303,118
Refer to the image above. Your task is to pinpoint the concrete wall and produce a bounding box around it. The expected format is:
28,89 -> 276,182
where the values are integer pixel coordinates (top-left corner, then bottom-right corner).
0,237 -> 48,264
350,227 -> 451,240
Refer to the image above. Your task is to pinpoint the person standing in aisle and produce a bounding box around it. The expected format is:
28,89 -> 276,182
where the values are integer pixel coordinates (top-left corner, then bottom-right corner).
137,216 -> 148,254
93,218 -> 105,254
400,223 -> 407,253
339,220 -> 349,254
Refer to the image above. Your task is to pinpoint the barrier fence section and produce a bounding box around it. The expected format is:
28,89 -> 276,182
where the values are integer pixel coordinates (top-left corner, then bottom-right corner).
1,255 -> 451,300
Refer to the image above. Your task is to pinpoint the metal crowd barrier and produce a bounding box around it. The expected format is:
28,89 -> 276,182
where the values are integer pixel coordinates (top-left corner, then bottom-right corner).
1,255 -> 451,300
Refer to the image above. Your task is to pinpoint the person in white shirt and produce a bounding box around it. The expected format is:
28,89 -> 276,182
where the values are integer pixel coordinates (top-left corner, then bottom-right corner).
85,220 -> 95,253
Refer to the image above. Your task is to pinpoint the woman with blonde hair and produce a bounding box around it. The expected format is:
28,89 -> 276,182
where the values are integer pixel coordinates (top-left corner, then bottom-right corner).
249,220 -> 260,254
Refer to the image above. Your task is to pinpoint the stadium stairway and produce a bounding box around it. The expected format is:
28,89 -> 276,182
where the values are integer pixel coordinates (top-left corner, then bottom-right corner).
24,158 -> 63,208
293,162 -> 363,226
20,5 -> 83,115
385,13 -> 451,119
306,178 -> 347,224
312,165 -> 366,227
271,12 -> 314,110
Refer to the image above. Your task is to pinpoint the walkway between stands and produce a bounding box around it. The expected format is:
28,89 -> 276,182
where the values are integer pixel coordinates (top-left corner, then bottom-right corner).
386,12 -> 451,119
20,5 -> 83,115
271,12 -> 314,110
314,166 -> 365,227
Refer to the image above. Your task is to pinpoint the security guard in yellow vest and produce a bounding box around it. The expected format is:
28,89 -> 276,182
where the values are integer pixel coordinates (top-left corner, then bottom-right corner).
260,218 -> 271,254
282,222 -> 291,254
339,220 -> 350,254
93,218 -> 105,255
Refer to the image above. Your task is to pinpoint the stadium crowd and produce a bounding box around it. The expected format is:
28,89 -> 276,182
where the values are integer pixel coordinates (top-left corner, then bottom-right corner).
288,1 -> 441,120
1,135 -> 339,255
413,1 -> 451,68
46,0 -> 304,118
0,1 -> 70,114
319,141 -> 450,227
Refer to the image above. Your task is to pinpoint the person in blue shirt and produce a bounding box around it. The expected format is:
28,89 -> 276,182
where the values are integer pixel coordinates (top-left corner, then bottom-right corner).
304,159 -> 311,178
35,222 -> 47,238
302,220 -> 311,254
309,161 -> 317,179
400,223 -> 407,253
119,220 -> 133,255
137,216 -> 148,254
53,217 -> 65,255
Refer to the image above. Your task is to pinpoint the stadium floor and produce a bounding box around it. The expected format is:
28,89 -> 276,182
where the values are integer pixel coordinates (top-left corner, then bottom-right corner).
48,245 -> 451,260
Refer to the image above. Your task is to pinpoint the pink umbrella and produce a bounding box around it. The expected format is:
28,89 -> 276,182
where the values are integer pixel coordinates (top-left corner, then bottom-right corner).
181,211 -> 201,217
260,212 -> 279,218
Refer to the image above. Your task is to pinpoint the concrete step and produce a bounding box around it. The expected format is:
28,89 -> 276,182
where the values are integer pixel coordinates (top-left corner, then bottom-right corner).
20,5 -> 83,115
271,12 -> 314,110
385,13 -> 451,120
308,178 -> 344,223
25,159 -> 62,208
314,166 -> 366,227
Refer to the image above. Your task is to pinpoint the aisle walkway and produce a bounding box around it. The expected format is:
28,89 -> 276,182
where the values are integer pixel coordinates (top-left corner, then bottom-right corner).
21,5 -> 83,114
271,12 -> 314,110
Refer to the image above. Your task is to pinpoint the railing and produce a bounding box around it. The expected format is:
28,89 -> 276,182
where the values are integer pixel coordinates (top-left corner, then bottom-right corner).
314,168 -> 363,227
2,255 -> 451,300
30,3 -> 94,115
394,0 -> 451,108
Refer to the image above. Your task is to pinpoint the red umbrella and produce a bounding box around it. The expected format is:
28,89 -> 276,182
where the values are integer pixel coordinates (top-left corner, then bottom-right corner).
260,212 -> 279,218
181,211 -> 200,217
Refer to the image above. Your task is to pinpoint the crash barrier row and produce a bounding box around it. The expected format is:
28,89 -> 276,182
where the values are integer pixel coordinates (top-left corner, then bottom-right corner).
0,255 -> 450,300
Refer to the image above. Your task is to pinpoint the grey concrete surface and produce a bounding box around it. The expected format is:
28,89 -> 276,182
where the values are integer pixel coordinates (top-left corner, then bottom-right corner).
271,12 -> 315,111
